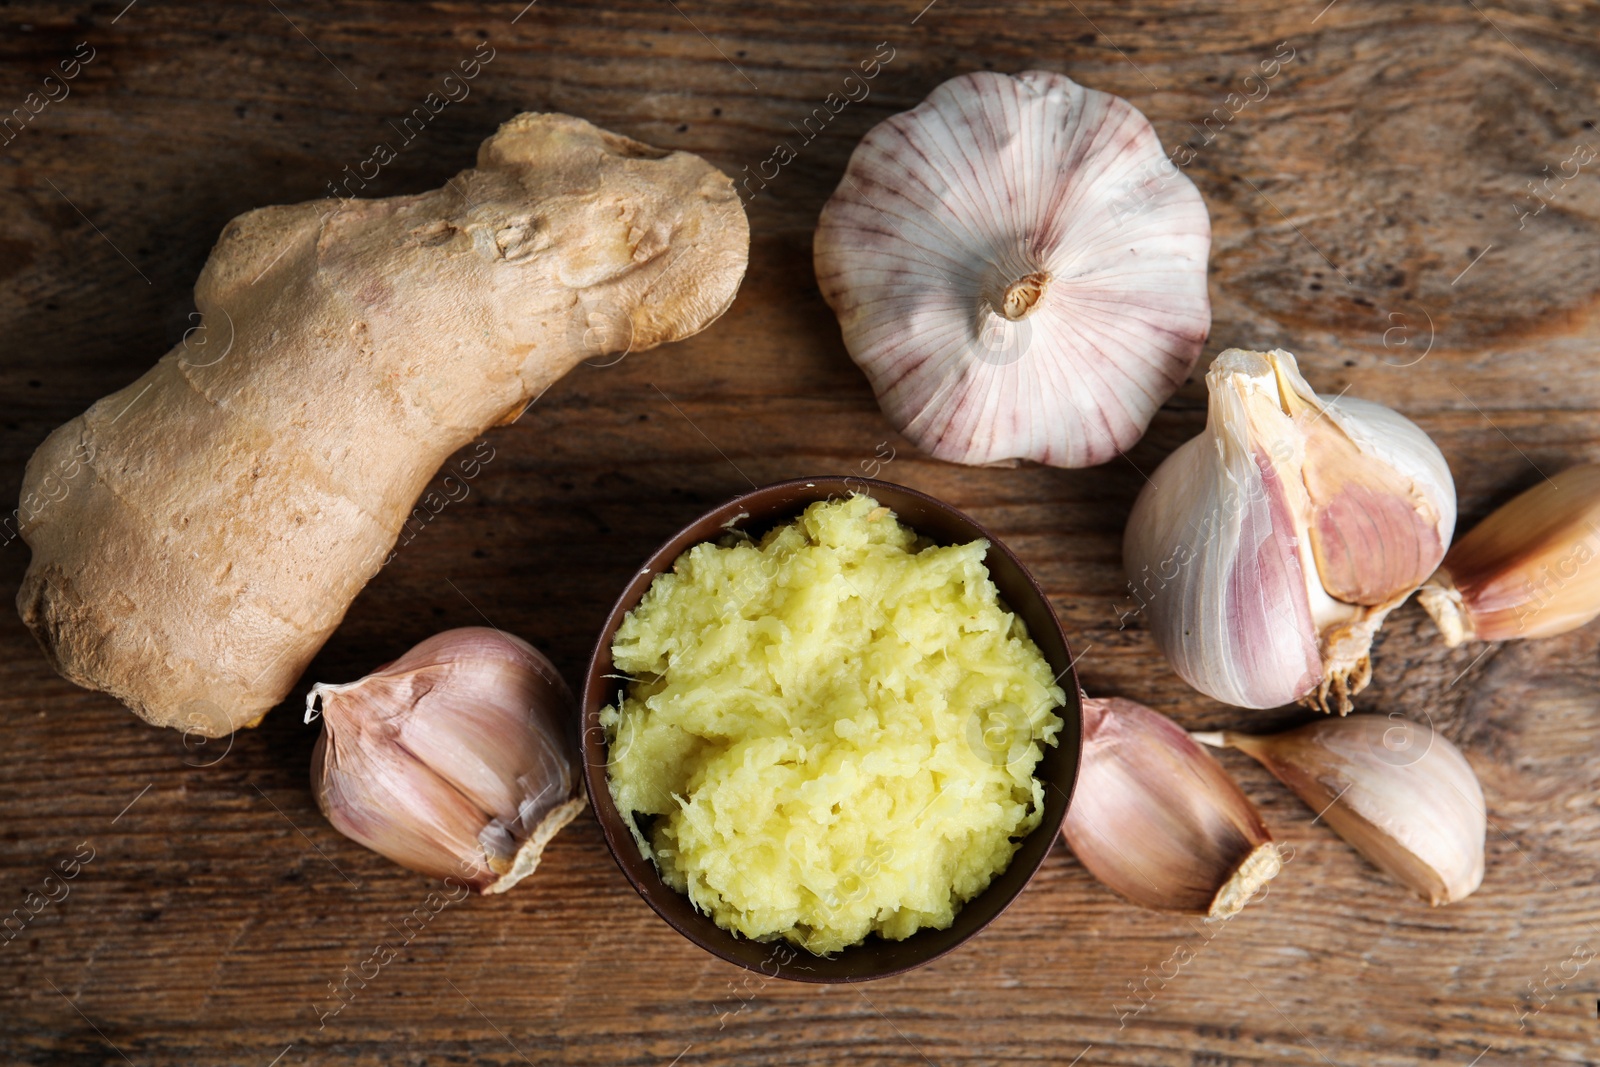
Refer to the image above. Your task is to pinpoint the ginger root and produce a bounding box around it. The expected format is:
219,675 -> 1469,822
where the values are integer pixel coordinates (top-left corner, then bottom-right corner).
16,112 -> 748,738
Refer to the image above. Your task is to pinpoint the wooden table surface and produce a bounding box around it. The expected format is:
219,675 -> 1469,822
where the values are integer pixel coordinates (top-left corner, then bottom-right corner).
4,1 -> 1600,1064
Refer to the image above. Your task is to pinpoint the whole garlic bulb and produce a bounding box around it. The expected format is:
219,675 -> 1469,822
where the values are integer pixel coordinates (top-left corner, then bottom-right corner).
1125,349 -> 1455,712
814,70 -> 1211,468
306,627 -> 586,893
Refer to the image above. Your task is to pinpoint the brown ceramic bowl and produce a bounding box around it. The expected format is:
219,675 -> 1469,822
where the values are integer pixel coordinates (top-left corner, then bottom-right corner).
580,477 -> 1082,982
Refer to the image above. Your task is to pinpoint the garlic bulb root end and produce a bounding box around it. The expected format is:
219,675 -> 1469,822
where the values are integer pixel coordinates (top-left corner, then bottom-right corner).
1000,271 -> 1051,320
1306,650 -> 1371,716
1209,842 -> 1281,919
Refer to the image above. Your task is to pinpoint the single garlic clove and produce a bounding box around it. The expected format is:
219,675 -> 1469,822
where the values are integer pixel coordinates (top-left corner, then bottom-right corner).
1063,697 -> 1280,919
1296,407 -> 1447,605
1125,348 -> 1455,712
1195,714 -> 1485,905
814,70 -> 1211,469
307,627 -> 586,893
1418,463 -> 1600,646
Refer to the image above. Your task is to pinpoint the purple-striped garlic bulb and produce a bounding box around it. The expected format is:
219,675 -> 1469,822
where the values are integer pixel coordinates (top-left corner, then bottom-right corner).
814,70 -> 1212,468
1125,349 -> 1456,713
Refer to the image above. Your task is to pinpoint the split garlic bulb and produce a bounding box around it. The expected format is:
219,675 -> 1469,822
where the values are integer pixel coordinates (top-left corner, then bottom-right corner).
814,70 -> 1211,468
306,627 -> 586,893
1125,349 -> 1455,712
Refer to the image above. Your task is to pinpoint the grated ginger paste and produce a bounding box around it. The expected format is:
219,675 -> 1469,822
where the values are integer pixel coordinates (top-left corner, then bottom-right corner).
602,494 -> 1065,954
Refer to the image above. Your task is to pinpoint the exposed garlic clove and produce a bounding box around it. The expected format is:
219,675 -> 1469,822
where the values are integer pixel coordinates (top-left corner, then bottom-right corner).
814,70 -> 1211,469
306,627 -> 586,893
1124,348 -> 1455,713
1194,714 -> 1485,905
1418,463 -> 1600,646
1063,697 -> 1280,919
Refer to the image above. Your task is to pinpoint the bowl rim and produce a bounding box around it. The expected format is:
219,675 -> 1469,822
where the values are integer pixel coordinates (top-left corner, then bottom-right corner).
579,475 -> 1082,983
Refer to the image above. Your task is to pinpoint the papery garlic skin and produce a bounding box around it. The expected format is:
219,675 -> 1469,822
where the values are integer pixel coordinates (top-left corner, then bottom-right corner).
307,627 -> 586,894
1125,349 -> 1455,712
1419,464 -> 1600,646
1195,714 -> 1485,905
814,70 -> 1211,469
1063,697 -> 1280,919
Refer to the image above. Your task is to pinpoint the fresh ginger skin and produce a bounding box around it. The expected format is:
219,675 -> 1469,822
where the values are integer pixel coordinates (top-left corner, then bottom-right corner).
16,113 -> 749,737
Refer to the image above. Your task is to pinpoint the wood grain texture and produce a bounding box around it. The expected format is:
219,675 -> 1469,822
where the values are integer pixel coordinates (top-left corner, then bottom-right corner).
3,1 -> 1599,1064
